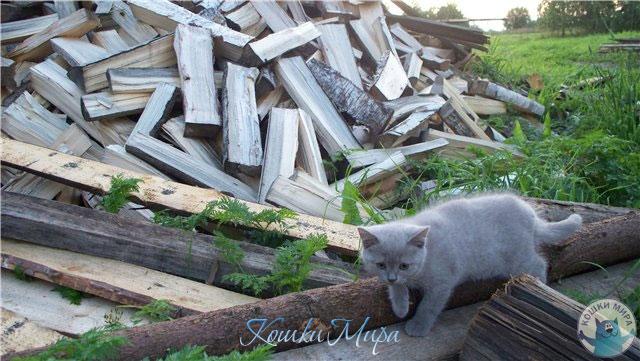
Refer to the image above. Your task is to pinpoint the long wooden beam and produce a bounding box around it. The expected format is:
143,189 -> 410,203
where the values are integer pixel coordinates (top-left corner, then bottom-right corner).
0,139 -> 360,254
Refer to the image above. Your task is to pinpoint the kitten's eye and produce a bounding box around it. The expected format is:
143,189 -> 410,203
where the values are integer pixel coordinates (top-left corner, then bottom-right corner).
399,263 -> 409,270
376,263 -> 386,270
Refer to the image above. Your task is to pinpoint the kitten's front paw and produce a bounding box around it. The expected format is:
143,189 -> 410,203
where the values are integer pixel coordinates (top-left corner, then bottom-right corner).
391,298 -> 409,318
405,318 -> 430,337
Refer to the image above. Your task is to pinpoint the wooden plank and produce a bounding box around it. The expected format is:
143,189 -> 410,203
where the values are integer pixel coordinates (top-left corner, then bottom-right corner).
1,309 -> 63,356
160,116 -> 222,168
1,139 -> 361,254
0,14 -> 59,45
50,37 -> 110,67
461,95 -> 507,115
307,59 -> 392,134
174,24 -> 221,137
386,14 -> 489,47
424,129 -> 522,158
127,83 -> 178,137
1,270 -> 138,336
258,108 -> 299,203
127,0 -> 253,61
126,133 -> 258,202
107,67 -> 180,93
222,62 -> 262,176
297,109 -> 328,185
110,1 -> 158,44
246,22 -> 320,65
7,9 -> 99,62
0,192 -> 353,291
333,151 -> 406,192
390,23 -> 422,51
1,239 -> 258,314
469,79 -> 545,117
370,51 -> 409,101
275,56 -> 361,158
89,29 -> 130,54
81,91 -> 150,122
317,23 -> 362,89
69,34 -> 177,93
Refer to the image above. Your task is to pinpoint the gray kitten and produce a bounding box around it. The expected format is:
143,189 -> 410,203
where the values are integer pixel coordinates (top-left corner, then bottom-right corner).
358,193 -> 582,337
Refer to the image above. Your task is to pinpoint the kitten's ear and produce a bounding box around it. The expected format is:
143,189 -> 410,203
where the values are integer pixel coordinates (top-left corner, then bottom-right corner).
595,318 -> 601,326
357,227 -> 379,249
614,318 -> 619,325
408,226 -> 430,248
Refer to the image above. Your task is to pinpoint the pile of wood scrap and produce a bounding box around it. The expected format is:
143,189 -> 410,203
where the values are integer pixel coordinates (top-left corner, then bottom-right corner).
599,38 -> 640,53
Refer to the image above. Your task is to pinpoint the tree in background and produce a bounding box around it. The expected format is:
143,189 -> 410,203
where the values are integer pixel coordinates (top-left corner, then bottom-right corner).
537,0 -> 640,36
411,2 -> 464,20
505,7 -> 531,30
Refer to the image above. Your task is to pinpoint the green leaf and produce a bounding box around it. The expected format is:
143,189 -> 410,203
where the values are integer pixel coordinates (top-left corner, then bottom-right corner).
52,285 -> 87,305
340,180 -> 363,225
101,175 -> 142,213
512,120 -> 527,144
543,113 -> 552,138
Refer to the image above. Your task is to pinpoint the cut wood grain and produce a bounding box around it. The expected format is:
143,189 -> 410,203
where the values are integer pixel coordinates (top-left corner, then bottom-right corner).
50,37 -> 110,66
258,108 -> 299,203
222,62 -> 262,175
317,23 -> 362,89
128,82 -> 178,137
127,0 -> 253,61
1,239 -> 258,315
250,0 -> 297,32
460,275 -> 640,361
126,133 -> 257,202
1,14 -> 59,45
246,22 -> 320,65
1,91 -> 67,148
307,59 -> 392,134
333,151 -> 407,192
174,24 -> 221,137
442,78 -> 490,140
345,138 -> 449,168
297,110 -> 328,185
7,9 -> 99,62
1,309 -> 63,356
107,67 -> 180,93
1,192 -> 353,292
384,94 -> 446,126
81,91 -> 150,121
275,56 -> 361,158
160,116 -> 222,169
69,34 -> 176,93
110,1 -> 158,45
224,2 -> 262,32
89,29 -> 130,54
403,52 -> 423,86
349,19 -> 383,62
469,79 -> 545,117
370,51 -> 409,101
1,138 -> 361,254
461,95 -> 506,115
380,110 -> 434,147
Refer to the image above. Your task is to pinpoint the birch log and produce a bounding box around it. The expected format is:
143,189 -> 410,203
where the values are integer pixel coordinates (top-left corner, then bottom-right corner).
107,67 -> 180,93
469,79 -> 545,117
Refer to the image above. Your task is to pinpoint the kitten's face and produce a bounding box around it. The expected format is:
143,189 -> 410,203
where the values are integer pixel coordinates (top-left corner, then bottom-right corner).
358,224 -> 429,284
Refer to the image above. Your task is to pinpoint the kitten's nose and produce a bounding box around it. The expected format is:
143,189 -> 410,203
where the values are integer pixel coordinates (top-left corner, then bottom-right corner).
387,275 -> 397,283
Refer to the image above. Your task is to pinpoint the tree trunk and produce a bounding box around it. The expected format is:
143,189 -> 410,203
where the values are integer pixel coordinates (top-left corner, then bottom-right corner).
11,210 -> 639,360
460,275 -> 640,361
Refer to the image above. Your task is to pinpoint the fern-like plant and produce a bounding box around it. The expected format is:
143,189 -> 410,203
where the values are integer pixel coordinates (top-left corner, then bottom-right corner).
101,175 -> 142,213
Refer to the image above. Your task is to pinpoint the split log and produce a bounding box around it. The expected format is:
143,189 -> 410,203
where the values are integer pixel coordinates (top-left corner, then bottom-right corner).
333,152 -> 407,192
89,29 -> 130,54
420,48 -> 450,70
81,91 -> 151,122
224,2 -> 263,33
403,52 -> 423,86
442,79 -> 490,140
438,100 -> 476,137
174,24 -> 221,138
222,62 -> 262,176
0,192 -> 354,291
370,51 -> 409,101
49,37 -> 110,66
1,57 -> 16,89
380,110 -> 434,147
257,86 -> 284,121
460,275 -> 640,361
1,239 -> 257,315
1,91 -> 67,148
390,23 -> 422,51
68,34 -> 177,93
126,133 -> 257,202
0,139 -> 361,254
7,9 -> 99,62
110,1 -> 158,45
0,14 -> 59,44
384,94 -> 446,125
349,19 -> 383,62
246,22 -> 320,65
461,95 -> 507,116
317,23 -> 362,89
469,79 -> 545,117
296,110 -> 328,185
346,138 -> 449,168
258,108 -> 299,203
52,0 -> 78,18
250,0 -> 298,32
307,59 -> 392,133
101,144 -> 169,179
107,67 -> 180,93
127,0 -> 253,61
11,208 -> 637,360
424,129 -> 522,158
160,117 -> 222,168
274,56 -> 361,158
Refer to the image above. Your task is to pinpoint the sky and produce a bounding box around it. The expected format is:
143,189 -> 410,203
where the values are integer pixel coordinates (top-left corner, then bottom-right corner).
387,0 -> 542,31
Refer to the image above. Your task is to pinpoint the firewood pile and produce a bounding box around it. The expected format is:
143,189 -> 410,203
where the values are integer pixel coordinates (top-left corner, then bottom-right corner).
1,0 -> 546,220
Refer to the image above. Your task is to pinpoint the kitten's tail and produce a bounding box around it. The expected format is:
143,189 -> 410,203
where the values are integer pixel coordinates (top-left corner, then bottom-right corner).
534,214 -> 583,244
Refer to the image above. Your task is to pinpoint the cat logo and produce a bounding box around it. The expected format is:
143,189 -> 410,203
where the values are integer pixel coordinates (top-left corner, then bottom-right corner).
577,298 -> 637,357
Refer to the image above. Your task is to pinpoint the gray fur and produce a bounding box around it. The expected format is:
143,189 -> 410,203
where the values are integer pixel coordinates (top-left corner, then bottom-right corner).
358,193 -> 582,337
